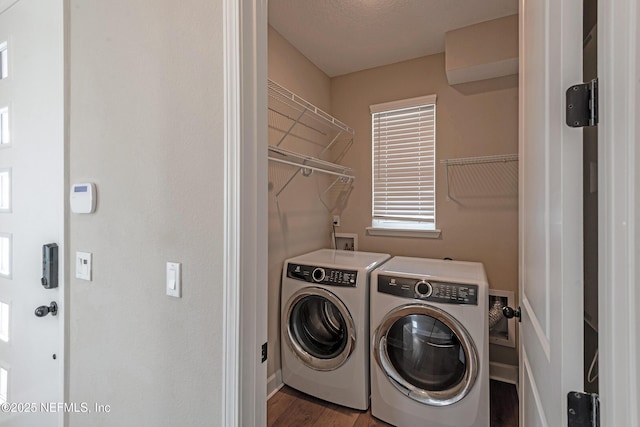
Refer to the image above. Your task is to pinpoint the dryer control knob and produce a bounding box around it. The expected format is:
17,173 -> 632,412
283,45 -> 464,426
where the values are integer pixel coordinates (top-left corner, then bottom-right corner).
415,280 -> 433,298
312,268 -> 326,282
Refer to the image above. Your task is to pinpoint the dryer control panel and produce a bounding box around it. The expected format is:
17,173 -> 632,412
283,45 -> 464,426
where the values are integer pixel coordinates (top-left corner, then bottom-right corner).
287,263 -> 358,287
377,275 -> 478,305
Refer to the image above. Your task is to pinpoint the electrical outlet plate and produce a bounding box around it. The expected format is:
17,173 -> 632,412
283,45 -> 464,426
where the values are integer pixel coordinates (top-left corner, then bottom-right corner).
75,252 -> 92,281
332,215 -> 341,226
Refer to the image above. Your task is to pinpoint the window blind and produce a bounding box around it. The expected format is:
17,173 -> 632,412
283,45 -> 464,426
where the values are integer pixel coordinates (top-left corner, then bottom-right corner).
371,96 -> 436,229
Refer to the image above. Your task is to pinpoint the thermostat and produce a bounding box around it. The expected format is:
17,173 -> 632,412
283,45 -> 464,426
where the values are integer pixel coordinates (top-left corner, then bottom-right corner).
70,183 -> 96,214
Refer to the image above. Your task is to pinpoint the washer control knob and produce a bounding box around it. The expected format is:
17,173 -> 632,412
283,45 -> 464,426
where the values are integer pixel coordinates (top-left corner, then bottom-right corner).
312,268 -> 326,282
415,280 -> 433,298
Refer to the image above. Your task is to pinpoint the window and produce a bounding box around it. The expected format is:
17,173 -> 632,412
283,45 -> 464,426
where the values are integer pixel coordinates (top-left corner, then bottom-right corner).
0,302 -> 8,342
0,107 -> 9,146
0,169 -> 11,212
0,234 -> 11,278
0,42 -> 6,80
369,95 -> 438,236
0,367 -> 6,404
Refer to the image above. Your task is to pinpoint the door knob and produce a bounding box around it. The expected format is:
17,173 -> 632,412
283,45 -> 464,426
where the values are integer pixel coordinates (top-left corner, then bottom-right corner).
502,306 -> 521,322
35,302 -> 58,317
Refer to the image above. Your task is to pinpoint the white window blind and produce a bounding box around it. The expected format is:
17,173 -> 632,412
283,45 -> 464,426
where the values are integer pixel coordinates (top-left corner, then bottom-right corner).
371,94 -> 436,230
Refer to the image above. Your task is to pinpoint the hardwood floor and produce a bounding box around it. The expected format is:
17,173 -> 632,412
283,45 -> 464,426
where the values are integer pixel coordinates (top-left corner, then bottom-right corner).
268,381 -> 518,427
490,380 -> 519,426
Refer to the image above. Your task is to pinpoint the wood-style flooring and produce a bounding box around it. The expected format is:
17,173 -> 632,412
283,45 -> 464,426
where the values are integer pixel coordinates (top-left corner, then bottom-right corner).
268,381 -> 518,427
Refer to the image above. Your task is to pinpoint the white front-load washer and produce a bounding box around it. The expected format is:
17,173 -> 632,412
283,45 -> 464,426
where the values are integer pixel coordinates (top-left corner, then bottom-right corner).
281,249 -> 391,410
370,256 -> 489,427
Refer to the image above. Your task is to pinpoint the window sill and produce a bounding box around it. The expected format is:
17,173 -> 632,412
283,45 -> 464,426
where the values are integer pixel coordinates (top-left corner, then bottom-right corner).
366,227 -> 441,239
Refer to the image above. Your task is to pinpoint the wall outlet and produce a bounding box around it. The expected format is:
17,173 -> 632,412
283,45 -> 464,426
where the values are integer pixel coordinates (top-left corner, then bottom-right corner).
75,252 -> 92,281
332,215 -> 341,226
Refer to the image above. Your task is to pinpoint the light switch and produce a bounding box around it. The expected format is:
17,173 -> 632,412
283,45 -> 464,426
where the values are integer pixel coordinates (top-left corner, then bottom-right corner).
75,252 -> 92,281
166,262 -> 181,298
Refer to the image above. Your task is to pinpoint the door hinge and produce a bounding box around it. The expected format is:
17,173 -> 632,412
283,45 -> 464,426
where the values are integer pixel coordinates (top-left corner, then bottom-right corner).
261,342 -> 268,363
568,391 -> 600,427
566,78 -> 598,128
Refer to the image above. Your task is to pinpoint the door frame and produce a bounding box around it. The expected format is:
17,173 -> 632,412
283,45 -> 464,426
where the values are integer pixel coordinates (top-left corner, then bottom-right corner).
224,1 -> 640,426
223,0 -> 268,426
598,0 -> 639,424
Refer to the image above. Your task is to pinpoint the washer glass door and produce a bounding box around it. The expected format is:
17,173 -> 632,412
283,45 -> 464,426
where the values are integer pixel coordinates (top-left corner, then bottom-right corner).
374,304 -> 478,406
284,287 -> 356,371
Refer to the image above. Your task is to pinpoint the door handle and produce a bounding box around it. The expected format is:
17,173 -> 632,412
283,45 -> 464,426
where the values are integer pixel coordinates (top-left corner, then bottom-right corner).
502,305 -> 521,322
35,302 -> 58,317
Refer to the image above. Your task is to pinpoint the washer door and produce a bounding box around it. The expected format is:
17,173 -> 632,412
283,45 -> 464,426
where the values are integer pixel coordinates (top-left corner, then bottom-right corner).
283,287 -> 356,371
373,303 -> 478,406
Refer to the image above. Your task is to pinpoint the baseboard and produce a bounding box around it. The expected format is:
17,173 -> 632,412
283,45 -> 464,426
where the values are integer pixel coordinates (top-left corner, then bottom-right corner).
490,361 -> 519,387
267,369 -> 284,401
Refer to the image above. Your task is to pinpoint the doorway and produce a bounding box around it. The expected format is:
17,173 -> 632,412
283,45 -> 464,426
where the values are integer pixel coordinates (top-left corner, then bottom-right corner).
582,0 -> 599,396
234,0 -> 640,425
265,0 -> 520,424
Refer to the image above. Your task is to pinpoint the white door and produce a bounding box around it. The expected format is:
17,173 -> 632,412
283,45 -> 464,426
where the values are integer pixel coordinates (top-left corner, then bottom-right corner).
0,0 -> 64,425
519,0 -> 584,425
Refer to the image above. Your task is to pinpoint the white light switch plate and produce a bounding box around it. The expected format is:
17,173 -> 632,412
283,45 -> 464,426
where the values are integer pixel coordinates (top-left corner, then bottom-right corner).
76,252 -> 92,281
166,262 -> 181,298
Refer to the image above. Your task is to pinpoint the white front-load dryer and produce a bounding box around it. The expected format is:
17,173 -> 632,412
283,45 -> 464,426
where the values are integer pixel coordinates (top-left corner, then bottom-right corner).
370,256 -> 489,427
281,249 -> 391,410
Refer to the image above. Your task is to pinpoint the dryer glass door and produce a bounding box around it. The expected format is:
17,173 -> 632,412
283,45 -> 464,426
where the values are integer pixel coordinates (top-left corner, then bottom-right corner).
284,287 -> 356,371
388,314 -> 465,390
374,304 -> 478,406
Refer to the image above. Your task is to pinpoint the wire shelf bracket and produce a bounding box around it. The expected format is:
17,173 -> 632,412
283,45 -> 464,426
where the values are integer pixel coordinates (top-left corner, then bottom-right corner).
267,80 -> 356,208
268,147 -> 354,198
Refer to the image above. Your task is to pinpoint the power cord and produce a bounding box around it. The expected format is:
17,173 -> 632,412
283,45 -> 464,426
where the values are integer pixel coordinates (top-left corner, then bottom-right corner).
332,222 -> 337,249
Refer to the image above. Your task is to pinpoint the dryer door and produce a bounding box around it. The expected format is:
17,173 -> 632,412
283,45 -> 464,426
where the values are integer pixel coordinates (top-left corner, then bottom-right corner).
373,303 -> 478,406
283,287 -> 356,371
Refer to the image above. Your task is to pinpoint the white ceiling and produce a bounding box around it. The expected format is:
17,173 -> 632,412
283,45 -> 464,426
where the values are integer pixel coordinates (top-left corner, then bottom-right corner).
268,0 -> 518,77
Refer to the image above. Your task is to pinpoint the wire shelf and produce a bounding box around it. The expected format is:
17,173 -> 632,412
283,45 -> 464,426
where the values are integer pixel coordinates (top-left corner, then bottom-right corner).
267,80 -> 355,202
268,80 -> 354,136
440,153 -> 519,166
441,154 -> 519,200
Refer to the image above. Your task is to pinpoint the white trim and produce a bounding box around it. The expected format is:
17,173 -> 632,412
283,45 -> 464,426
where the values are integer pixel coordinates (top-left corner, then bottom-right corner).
489,362 -> 519,387
366,227 -> 441,239
598,0 -> 639,426
521,297 -> 550,362
61,3 -> 70,425
223,0 -> 240,425
266,370 -> 284,401
522,348 -> 549,427
226,0 -> 269,426
370,94 -> 437,114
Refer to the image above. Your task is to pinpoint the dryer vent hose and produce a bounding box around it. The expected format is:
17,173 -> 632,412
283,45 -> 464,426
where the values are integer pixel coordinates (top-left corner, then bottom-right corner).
488,299 -> 504,330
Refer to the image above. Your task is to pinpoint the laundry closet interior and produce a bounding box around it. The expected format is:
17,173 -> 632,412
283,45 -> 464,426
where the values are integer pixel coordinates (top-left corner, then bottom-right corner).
266,1 -> 521,425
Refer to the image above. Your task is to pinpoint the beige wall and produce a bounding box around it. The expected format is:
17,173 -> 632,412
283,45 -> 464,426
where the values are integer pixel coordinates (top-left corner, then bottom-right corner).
69,1 -> 226,424
268,26 -> 331,111
267,26 -> 334,379
445,14 -> 519,84
331,54 -> 519,365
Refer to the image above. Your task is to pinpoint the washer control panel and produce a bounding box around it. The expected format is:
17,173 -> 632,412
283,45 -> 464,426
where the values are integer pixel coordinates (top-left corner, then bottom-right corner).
287,263 -> 358,287
377,275 -> 478,305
